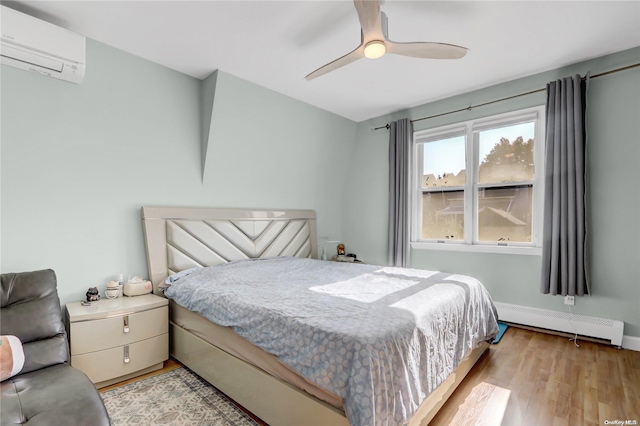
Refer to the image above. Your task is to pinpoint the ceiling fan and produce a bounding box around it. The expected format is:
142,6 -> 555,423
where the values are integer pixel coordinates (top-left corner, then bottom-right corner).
305,0 -> 468,80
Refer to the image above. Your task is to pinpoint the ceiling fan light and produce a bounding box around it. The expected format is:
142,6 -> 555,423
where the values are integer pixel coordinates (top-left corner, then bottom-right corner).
364,40 -> 386,59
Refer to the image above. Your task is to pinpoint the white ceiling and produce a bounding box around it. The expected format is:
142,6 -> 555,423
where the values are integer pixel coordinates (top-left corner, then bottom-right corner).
5,1 -> 640,122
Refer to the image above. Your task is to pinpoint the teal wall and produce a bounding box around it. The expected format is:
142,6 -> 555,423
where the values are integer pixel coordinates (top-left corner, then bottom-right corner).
1,39 -> 357,305
342,47 -> 640,337
2,35 -> 638,339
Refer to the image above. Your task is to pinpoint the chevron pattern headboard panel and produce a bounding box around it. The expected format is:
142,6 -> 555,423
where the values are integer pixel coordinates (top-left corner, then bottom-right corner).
141,207 -> 318,294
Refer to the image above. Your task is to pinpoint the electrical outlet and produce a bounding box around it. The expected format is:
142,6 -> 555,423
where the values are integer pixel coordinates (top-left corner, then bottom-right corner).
564,295 -> 575,305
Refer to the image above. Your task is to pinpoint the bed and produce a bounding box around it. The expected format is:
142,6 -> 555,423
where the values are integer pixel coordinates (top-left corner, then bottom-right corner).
142,206 -> 498,426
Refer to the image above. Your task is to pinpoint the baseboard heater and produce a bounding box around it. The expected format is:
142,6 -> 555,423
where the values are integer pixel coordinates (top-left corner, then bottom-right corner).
494,302 -> 624,347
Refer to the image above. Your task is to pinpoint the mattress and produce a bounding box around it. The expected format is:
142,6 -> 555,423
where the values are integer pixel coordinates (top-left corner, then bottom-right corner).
169,300 -> 344,409
164,257 -> 499,426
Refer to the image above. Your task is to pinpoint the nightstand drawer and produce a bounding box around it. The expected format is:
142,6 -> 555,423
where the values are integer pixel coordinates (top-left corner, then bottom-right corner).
71,333 -> 168,384
70,306 -> 168,355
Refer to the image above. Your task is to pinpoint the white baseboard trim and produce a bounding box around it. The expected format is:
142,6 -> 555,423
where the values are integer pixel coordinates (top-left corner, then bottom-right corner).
622,335 -> 640,352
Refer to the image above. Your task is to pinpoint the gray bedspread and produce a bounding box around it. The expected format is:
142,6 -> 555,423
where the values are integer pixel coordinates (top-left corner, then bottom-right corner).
164,257 -> 498,426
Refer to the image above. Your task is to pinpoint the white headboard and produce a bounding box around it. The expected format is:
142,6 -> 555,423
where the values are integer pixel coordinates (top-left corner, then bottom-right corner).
141,207 -> 318,294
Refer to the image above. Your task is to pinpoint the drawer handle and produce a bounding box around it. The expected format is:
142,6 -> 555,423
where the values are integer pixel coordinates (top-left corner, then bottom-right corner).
123,315 -> 130,333
124,345 -> 130,364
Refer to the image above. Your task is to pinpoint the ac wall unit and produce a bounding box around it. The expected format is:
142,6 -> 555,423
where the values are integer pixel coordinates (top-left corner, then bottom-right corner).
1,5 -> 85,84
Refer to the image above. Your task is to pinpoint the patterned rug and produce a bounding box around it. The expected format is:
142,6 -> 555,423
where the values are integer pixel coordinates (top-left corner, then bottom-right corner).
101,367 -> 261,426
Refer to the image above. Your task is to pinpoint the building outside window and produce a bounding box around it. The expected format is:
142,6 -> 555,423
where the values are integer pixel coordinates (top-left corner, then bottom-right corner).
412,106 -> 545,254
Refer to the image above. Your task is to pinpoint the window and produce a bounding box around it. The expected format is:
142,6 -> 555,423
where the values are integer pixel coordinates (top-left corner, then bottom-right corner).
412,106 -> 545,254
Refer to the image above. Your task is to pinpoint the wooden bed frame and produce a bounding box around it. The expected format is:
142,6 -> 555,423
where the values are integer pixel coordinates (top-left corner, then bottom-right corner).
142,206 -> 489,426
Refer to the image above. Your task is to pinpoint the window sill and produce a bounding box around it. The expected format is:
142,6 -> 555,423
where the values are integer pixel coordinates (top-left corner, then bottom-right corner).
411,242 -> 542,256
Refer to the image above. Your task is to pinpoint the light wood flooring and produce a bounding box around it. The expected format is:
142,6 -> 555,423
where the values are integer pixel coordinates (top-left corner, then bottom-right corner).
101,326 -> 640,426
430,326 -> 640,426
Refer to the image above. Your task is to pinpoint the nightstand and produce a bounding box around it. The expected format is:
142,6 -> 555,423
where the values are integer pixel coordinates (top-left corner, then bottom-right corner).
66,294 -> 168,388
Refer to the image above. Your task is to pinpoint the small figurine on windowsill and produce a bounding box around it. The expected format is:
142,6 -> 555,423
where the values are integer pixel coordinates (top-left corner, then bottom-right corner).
86,287 -> 100,302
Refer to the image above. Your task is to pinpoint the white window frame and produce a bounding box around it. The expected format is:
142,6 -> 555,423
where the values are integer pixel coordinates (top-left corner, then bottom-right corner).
411,105 -> 545,255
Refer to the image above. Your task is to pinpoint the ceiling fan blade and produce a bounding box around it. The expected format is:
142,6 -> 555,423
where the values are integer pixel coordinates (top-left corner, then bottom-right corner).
354,0 -> 381,39
386,41 -> 468,59
305,45 -> 364,80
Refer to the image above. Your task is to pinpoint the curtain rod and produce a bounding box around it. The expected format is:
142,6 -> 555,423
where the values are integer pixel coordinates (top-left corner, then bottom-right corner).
374,62 -> 640,131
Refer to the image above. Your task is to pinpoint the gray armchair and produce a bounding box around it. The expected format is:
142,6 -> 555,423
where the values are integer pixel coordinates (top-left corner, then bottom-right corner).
1,269 -> 111,426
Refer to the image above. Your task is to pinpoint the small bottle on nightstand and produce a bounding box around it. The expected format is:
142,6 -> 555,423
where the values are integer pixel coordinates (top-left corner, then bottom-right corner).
116,273 -> 124,297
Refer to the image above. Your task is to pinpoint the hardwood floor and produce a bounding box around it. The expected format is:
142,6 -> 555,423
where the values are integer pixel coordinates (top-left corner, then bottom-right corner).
430,326 -> 640,426
100,327 -> 640,425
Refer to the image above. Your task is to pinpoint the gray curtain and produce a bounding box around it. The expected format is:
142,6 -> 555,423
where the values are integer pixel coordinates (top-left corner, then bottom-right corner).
388,118 -> 412,267
540,74 -> 591,296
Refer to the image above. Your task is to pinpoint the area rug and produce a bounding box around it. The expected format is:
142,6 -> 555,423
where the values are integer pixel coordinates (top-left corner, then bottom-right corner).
492,321 -> 509,344
101,367 -> 261,426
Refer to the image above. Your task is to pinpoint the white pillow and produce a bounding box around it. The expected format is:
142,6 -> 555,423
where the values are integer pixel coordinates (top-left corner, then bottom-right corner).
0,335 -> 25,381
163,267 -> 202,287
